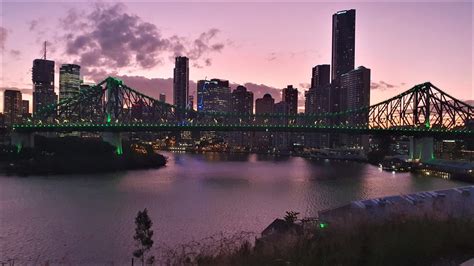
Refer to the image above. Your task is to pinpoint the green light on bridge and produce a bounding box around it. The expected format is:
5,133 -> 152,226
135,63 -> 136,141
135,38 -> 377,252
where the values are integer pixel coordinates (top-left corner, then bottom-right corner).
319,222 -> 328,229
116,145 -> 123,155
107,114 -> 111,123
16,143 -> 22,154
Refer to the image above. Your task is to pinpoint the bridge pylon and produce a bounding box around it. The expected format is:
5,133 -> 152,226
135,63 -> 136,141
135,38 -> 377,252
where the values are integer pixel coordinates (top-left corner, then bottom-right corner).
11,132 -> 35,153
102,132 -> 123,155
409,136 -> 434,162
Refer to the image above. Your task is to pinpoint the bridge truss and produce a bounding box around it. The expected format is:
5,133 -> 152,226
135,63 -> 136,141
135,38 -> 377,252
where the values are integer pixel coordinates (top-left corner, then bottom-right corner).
13,77 -> 474,137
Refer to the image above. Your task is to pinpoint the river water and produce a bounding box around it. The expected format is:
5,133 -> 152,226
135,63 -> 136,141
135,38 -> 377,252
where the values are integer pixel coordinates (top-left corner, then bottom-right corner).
0,152 -> 467,263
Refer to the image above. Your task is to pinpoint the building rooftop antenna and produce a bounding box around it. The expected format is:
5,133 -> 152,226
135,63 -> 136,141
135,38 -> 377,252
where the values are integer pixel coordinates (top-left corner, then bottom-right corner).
43,41 -> 47,60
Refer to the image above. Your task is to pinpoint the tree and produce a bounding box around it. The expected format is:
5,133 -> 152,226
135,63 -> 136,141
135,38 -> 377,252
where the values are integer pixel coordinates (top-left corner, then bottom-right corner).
133,208 -> 155,265
284,211 -> 300,224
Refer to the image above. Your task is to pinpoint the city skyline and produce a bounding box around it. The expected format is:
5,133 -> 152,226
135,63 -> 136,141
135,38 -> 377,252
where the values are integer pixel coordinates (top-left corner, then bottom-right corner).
0,1 -> 472,113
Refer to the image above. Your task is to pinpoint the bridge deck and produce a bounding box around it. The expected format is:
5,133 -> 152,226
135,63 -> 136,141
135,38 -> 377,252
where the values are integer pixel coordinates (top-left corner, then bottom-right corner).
11,123 -> 474,137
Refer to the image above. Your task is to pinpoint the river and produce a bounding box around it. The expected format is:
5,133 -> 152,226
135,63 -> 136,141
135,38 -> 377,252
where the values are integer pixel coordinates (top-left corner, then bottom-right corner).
0,152 -> 468,264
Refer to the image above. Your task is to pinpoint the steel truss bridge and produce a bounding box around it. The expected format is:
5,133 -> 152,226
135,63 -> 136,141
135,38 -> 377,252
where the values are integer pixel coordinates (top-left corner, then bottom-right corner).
12,77 -> 473,138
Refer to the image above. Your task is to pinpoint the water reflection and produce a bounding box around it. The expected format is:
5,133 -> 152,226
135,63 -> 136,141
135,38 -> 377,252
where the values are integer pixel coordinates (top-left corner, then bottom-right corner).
0,152 -> 468,263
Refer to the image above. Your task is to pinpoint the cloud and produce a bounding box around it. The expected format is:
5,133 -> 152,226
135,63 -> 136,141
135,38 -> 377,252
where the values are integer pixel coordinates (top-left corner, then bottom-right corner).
0,27 -> 7,50
299,83 -> 311,89
465,100 -> 474,106
266,52 -> 277,61
28,19 -> 39,31
97,75 -> 285,109
10,49 -> 21,58
60,3 -> 225,77
371,80 -> 398,91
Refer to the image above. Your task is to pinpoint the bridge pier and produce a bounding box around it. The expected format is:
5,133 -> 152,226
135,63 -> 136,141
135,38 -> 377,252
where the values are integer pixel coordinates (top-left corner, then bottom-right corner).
11,132 -> 35,153
102,132 -> 123,155
409,136 -> 434,162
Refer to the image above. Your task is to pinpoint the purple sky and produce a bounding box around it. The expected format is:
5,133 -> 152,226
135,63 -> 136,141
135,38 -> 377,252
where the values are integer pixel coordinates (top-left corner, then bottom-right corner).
0,1 -> 472,112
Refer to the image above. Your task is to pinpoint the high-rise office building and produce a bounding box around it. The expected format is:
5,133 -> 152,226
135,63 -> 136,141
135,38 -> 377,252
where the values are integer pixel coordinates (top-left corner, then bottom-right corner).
3,90 -> 22,126
329,9 -> 356,148
21,100 -> 29,115
254,94 -> 275,151
197,79 -> 230,112
230,85 -> 254,148
0,113 -> 4,127
188,95 -> 194,111
340,66 -> 371,149
341,66 -> 370,122
306,65 -> 331,114
331,9 -> 356,81
311,64 -> 331,89
273,101 -> 290,150
59,64 -> 81,102
305,65 -> 331,148
282,85 -> 298,114
173,56 -> 189,110
32,59 -> 56,116
231,86 -> 253,114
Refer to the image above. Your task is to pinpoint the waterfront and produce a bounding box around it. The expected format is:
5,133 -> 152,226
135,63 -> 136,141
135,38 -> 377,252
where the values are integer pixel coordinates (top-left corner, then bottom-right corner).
0,152 -> 468,263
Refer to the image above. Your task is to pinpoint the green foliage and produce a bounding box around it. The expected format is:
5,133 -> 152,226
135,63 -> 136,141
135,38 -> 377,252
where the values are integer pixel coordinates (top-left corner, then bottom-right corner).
3,138 -> 167,175
35,135 -> 115,155
283,211 -> 300,224
133,208 -> 155,264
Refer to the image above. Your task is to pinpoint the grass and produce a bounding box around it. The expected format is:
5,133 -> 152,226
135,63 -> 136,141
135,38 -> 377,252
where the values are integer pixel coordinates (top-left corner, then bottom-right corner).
193,218 -> 474,266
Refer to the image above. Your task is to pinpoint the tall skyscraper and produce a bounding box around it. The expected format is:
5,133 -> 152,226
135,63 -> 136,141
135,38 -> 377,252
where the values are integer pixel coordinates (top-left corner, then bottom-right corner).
329,9 -> 356,148
32,58 -> 56,116
255,94 -> 275,150
3,90 -> 22,126
282,85 -> 298,114
305,65 -> 331,148
311,64 -> 331,89
173,56 -> 189,110
230,85 -> 254,148
306,65 -> 331,114
197,79 -> 230,112
188,95 -> 194,111
331,9 -> 356,81
59,64 -> 81,102
341,66 -> 371,122
21,100 -> 29,115
340,66 -> 371,149
231,85 -> 253,114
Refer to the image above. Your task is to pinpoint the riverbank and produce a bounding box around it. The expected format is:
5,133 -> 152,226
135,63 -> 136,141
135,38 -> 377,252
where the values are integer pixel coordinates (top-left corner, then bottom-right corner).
1,136 -> 167,175
192,186 -> 474,265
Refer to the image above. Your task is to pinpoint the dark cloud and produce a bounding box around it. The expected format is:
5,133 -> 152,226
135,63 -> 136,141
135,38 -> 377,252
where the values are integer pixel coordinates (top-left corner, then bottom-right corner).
10,49 -> 21,58
0,27 -> 7,50
28,19 -> 39,31
61,3 -> 225,76
371,80 -> 398,91
186,29 -> 224,62
465,100 -> 474,106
